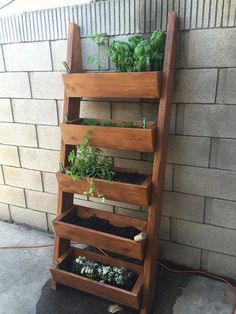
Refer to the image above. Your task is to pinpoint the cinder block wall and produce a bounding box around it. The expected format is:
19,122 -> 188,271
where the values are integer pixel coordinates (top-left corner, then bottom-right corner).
0,0 -> 236,279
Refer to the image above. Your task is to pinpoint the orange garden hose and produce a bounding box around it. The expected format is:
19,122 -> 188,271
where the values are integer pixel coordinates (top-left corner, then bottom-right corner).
0,244 -> 235,313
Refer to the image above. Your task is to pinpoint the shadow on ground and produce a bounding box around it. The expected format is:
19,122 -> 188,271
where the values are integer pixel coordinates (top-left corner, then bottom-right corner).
36,268 -> 191,314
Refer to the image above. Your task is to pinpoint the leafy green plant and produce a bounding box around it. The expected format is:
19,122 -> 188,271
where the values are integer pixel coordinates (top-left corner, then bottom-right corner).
87,33 -> 108,72
80,118 -> 137,128
108,29 -> 166,72
65,131 -> 114,201
72,256 -> 136,290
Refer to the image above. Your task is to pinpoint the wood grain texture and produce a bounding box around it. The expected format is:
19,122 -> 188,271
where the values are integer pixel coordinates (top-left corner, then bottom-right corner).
63,71 -> 162,99
61,120 -> 157,152
53,206 -> 147,260
140,12 -> 178,314
56,171 -> 151,207
50,247 -> 143,309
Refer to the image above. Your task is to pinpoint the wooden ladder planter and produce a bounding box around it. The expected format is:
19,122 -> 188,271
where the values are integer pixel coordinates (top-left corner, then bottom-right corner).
52,11 -> 177,314
50,247 -> 143,309
61,119 -> 157,152
56,170 -> 152,206
53,206 -> 147,260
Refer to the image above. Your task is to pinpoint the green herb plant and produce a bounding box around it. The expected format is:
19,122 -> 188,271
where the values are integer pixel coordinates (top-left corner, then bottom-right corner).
87,33 -> 109,72
108,30 -> 166,72
80,118 -> 137,128
72,256 -> 136,289
65,131 -> 115,202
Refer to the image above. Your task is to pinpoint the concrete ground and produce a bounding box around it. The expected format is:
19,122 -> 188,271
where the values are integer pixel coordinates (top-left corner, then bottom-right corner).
0,220 -> 235,314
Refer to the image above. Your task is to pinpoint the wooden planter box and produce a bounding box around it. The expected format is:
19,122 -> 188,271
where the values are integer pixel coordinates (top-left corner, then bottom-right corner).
61,119 -> 157,152
56,169 -> 152,206
50,247 -> 143,309
53,206 -> 147,260
62,71 -> 162,99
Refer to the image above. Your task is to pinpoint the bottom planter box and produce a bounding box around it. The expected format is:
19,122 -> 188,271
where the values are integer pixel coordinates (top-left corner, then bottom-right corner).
50,247 -> 143,309
53,206 -> 147,260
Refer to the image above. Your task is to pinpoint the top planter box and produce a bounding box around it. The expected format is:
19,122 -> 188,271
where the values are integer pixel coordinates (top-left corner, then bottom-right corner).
63,72 -> 162,99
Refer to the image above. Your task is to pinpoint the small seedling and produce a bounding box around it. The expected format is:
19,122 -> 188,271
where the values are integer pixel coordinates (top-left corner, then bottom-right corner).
142,118 -> 147,129
59,163 -> 65,173
62,61 -> 72,74
63,114 -> 68,123
87,33 -> 108,72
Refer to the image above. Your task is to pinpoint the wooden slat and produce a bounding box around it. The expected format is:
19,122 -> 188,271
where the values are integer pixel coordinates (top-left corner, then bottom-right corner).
61,120 -> 157,152
52,22 -> 82,289
63,71 -> 162,99
53,206 -> 147,260
140,12 -> 178,314
56,171 -> 151,207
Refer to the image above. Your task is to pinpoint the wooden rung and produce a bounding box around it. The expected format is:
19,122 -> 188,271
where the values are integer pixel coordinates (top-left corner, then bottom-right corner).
53,205 -> 147,260
56,169 -> 152,207
61,119 -> 157,152
63,72 -> 162,99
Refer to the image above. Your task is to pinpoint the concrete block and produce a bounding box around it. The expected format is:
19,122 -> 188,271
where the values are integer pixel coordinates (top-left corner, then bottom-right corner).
112,102 -> 142,120
30,72 -> 64,100
206,251 -> 236,280
42,172 -> 58,194
3,42 -> 52,71
0,123 -> 37,147
10,206 -> 47,231
0,168 -> 3,184
160,216 -> 170,240
176,104 -> 236,138
210,138 -> 236,171
81,37 -> 109,71
50,40 -> 67,71
12,99 -> 58,125
217,69 -> 236,104
0,99 -> 13,122
114,158 -> 152,171
0,47 -> 4,71
102,148 -> 140,160
74,198 -> 113,213
0,203 -> 10,221
163,191 -> 204,222
172,219 -> 236,256
159,240 -> 201,269
47,213 -> 56,233
0,145 -> 20,167
3,166 -> 43,191
20,148 -> 59,172
57,100 -> 63,123
205,198 -> 236,230
173,70 -> 217,103
80,100 -> 111,119
37,126 -> 60,150
114,207 -> 147,219
94,197 -> 139,211
0,73 -> 31,98
183,29 -> 236,67
167,135 -> 210,167
174,165 -> 236,201
25,190 -> 57,214
0,185 -> 25,207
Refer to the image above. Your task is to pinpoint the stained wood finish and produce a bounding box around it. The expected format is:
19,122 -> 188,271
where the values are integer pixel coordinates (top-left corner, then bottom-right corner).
56,170 -> 151,206
50,247 -> 143,309
63,71 -> 162,99
140,12 -> 178,314
52,23 -> 82,289
61,119 -> 157,152
53,206 -> 147,260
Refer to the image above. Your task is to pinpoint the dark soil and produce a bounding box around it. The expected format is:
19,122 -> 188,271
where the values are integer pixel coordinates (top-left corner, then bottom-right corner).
60,260 -> 138,291
73,215 -> 141,240
113,171 -> 147,185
